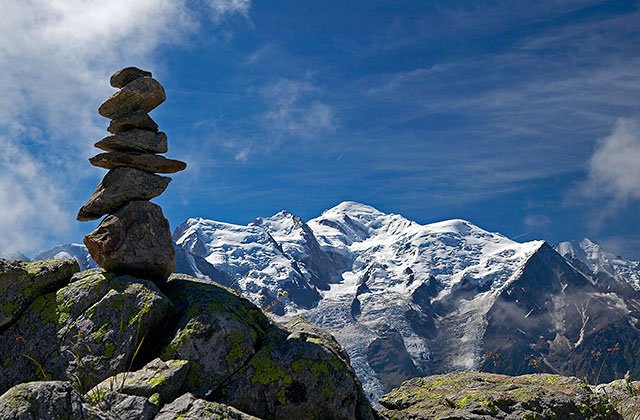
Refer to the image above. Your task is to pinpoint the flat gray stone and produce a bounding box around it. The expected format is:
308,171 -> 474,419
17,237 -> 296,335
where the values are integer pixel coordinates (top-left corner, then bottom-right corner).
89,152 -> 186,174
95,130 -> 168,154
77,167 -> 171,221
84,201 -> 176,282
108,110 -> 158,133
110,66 -> 152,88
99,77 -> 166,119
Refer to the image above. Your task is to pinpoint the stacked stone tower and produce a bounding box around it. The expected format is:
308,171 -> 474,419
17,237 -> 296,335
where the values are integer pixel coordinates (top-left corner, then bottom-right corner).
77,67 -> 186,282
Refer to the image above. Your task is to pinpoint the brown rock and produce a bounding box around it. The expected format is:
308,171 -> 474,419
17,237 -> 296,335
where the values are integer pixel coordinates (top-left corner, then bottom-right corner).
108,110 -> 158,133
77,168 -> 171,221
110,66 -> 152,88
98,77 -> 166,119
95,130 -> 168,154
89,152 -> 186,174
83,201 -> 176,282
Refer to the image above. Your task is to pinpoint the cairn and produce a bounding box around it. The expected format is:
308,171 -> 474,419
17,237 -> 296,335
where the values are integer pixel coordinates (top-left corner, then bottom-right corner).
77,67 -> 186,282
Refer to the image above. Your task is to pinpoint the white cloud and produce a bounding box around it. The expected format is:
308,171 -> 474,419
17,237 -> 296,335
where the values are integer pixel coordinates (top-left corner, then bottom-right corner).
261,78 -> 336,138
580,117 -> 640,203
205,0 -> 251,22
0,0 -> 250,255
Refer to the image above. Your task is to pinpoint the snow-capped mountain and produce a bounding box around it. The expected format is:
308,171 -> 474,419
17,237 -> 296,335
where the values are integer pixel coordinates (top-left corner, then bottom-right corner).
555,238 -> 640,293
172,202 -> 640,401
34,243 -> 97,270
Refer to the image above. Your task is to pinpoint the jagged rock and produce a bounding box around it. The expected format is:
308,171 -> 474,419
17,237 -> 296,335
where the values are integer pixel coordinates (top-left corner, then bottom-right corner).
95,130 -> 168,154
110,66 -> 152,89
0,258 -> 79,329
0,381 -> 104,419
92,391 -> 158,419
77,168 -> 171,221
89,358 -> 190,404
89,151 -> 186,174
156,393 -> 259,420
161,275 -> 269,396
108,110 -> 158,133
213,316 -> 376,420
378,371 -> 621,420
98,77 -> 166,119
84,201 -> 176,281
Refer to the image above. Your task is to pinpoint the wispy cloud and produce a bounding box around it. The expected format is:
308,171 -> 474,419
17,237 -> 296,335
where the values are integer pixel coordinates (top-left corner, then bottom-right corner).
261,78 -> 336,139
0,0 -> 251,255
580,117 -> 640,203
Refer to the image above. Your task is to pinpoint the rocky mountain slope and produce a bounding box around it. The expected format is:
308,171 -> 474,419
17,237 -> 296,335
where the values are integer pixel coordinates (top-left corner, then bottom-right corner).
0,258 -> 376,419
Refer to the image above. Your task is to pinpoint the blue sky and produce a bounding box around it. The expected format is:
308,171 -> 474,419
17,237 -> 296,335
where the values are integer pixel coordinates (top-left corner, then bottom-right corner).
2,0 -> 640,258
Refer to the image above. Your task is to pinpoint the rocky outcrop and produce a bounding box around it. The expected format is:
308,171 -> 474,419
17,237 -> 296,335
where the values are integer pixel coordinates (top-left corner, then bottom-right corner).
0,259 -> 378,419
379,371 -> 621,419
78,66 -> 185,284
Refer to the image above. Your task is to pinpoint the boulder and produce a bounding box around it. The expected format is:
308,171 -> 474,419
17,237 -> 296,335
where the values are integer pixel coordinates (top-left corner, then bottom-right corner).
378,371 -> 621,420
110,66 -> 152,88
92,391 -> 158,420
77,168 -> 171,221
0,381 -> 103,419
108,110 -> 158,134
156,393 -> 259,420
89,151 -> 186,174
594,378 -> 640,420
213,317 -> 376,420
98,77 -> 166,119
95,130 -> 168,154
84,201 -> 176,282
161,275 -> 270,397
88,358 -> 190,404
0,258 -> 79,329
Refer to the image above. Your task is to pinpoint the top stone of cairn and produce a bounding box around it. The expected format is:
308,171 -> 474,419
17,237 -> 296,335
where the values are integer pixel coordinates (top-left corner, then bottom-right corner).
110,66 -> 152,88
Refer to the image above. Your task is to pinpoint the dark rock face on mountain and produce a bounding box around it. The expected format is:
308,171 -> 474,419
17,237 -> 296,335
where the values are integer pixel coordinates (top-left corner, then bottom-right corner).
378,371 -> 621,419
480,243 -> 640,384
0,258 -> 378,419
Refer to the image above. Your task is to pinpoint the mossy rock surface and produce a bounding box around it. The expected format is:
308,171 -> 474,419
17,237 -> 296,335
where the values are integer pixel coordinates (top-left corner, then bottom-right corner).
155,392 -> 259,420
379,371 -> 621,419
0,381 -> 103,419
0,258 -> 79,329
0,268 -> 173,394
593,379 -> 640,420
88,358 -> 190,404
161,274 -> 270,396
213,317 -> 375,420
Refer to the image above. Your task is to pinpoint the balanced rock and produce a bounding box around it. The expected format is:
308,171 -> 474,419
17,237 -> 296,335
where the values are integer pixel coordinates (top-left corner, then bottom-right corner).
83,201 -> 175,281
77,167 -> 171,221
98,77 -> 166,119
95,130 -> 168,154
108,110 -> 158,134
110,66 -> 152,88
89,151 -> 186,173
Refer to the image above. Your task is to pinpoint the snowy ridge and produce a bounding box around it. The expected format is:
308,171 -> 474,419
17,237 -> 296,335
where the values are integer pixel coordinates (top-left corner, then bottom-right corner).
34,243 -> 96,270
555,238 -> 640,291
